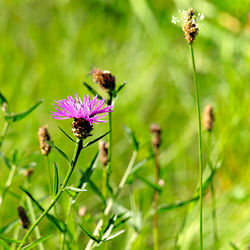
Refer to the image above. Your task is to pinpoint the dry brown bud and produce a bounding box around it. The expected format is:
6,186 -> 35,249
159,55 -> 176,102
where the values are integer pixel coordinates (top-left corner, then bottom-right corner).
38,125 -> 51,155
150,123 -> 162,148
78,206 -> 87,217
18,206 -> 30,229
99,140 -> 109,166
203,104 -> 214,131
91,68 -> 116,92
72,118 -> 93,139
24,168 -> 34,177
182,8 -> 199,44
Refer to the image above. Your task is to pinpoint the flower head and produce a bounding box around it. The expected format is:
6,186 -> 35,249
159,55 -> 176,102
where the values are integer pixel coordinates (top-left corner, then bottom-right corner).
203,104 -> 214,131
51,95 -> 113,138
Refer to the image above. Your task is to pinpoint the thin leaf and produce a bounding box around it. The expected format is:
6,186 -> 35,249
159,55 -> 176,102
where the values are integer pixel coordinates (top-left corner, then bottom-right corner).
134,174 -> 162,192
0,152 -> 12,170
0,238 -> 10,249
230,242 -> 240,250
5,100 -> 43,122
73,151 -> 99,201
103,230 -> 125,242
19,186 -> 66,232
0,234 -> 23,243
0,92 -> 7,105
46,141 -> 70,165
88,179 -> 106,205
58,127 -> 76,143
83,131 -> 111,149
123,126 -> 139,151
113,216 -> 131,230
63,187 -> 87,192
102,214 -> 117,240
0,219 -> 18,234
53,163 -> 59,197
114,81 -> 126,96
157,196 -> 199,213
82,82 -> 103,99
79,224 -> 101,243
21,234 -> 52,250
129,155 -> 153,175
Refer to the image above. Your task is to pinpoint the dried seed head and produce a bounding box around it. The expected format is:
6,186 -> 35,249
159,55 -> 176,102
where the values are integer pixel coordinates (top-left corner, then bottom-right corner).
38,125 -> 51,155
72,118 -> 93,139
91,68 -> 116,92
99,140 -> 109,166
150,123 -> 162,148
203,104 -> 214,131
24,168 -> 34,177
18,206 -> 30,229
78,206 -> 87,217
182,8 -> 199,44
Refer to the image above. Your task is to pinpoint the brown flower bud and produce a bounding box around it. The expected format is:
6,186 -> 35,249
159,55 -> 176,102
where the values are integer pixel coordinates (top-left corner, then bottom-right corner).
99,140 -> 109,166
203,104 -> 214,131
72,118 -> 93,139
18,206 -> 30,229
91,68 -> 116,92
78,206 -> 87,217
24,168 -> 34,177
38,125 -> 51,155
150,124 -> 161,148
182,8 -> 199,44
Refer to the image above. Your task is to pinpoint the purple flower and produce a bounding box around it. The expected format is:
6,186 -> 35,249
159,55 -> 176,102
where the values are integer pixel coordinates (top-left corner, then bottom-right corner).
51,95 -> 113,125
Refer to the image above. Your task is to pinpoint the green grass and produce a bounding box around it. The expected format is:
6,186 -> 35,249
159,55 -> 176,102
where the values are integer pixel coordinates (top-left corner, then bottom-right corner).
0,0 -> 249,249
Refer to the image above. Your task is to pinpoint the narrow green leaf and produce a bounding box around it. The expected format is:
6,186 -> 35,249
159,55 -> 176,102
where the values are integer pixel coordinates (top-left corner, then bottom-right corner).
21,234 -> 52,250
103,230 -> 125,242
79,224 -> 101,243
5,100 -> 43,122
0,152 -> 12,170
83,131 -> 111,149
58,127 -> 76,143
114,81 -> 127,96
0,238 -> 10,249
46,141 -> 70,165
123,126 -> 139,151
113,216 -> 131,230
82,82 -> 103,99
134,174 -> 162,192
0,219 -> 18,234
157,196 -> 199,213
129,155 -> 153,175
88,179 -> 106,205
230,242 -> 240,250
19,186 -> 66,232
63,187 -> 87,192
102,214 -> 117,240
53,163 -> 59,197
0,92 -> 7,105
73,152 -> 99,201
0,234 -> 23,243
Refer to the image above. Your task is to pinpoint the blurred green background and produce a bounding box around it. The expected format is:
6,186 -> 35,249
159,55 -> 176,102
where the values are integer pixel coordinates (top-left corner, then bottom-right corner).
0,0 -> 249,249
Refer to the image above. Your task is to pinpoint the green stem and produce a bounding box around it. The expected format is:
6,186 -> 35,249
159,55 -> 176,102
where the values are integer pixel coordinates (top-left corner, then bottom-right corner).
190,43 -> 203,250
0,122 -> 9,149
102,166 -> 107,199
17,139 -> 83,249
45,156 -> 52,194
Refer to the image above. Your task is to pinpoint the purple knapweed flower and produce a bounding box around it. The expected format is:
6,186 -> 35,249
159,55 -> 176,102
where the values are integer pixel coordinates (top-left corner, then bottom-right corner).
51,95 -> 113,139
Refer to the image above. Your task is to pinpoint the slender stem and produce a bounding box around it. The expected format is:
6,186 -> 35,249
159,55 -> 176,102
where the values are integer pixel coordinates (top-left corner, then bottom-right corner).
85,151 -> 137,250
17,139 -> 83,249
190,43 -> 203,250
45,156 -> 52,194
102,165 -> 107,199
153,147 -> 159,250
0,121 -> 9,149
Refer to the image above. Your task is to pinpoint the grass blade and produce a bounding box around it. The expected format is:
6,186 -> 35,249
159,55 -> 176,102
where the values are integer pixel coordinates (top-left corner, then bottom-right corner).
0,92 -> 7,106
114,81 -> 126,96
19,186 -> 66,232
134,174 -> 162,192
79,224 -> 101,243
21,234 -> 52,250
103,230 -> 125,242
123,126 -> 139,151
53,163 -> 59,197
46,141 -> 70,165
63,187 -> 87,192
5,100 -> 43,122
82,82 -> 103,99
0,234 -> 23,243
0,220 -> 18,234
58,127 -> 76,143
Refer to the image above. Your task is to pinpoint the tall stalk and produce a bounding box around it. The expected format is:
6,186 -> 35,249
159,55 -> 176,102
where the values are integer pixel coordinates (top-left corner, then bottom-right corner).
190,43 -> 203,250
17,139 -> 83,250
0,121 -> 9,149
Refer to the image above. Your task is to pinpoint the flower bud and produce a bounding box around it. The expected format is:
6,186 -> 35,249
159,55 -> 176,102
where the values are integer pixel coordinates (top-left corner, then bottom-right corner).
91,68 -> 116,92
18,206 -> 30,229
72,118 -> 93,139
38,125 -> 51,155
150,124 -> 162,148
203,104 -> 214,131
99,141 -> 109,166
